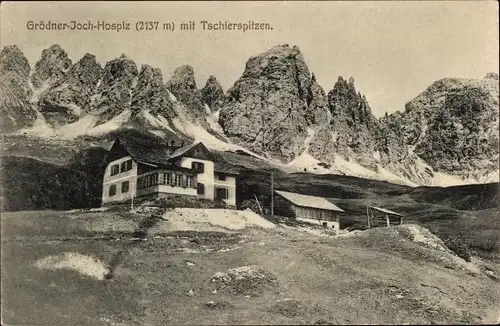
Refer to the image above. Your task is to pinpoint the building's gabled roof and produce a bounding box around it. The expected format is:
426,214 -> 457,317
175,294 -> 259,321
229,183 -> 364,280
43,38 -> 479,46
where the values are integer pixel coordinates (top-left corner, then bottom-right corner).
168,141 -> 216,162
369,206 -> 403,217
108,138 -> 231,171
169,142 -> 201,160
275,190 -> 345,212
109,137 -> 174,164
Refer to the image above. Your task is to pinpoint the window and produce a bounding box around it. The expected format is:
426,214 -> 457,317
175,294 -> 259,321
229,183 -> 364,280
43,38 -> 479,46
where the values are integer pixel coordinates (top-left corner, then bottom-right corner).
186,176 -> 194,188
110,164 -> 119,176
120,160 -> 132,172
165,173 -> 172,185
191,161 -> 205,173
121,181 -> 129,193
215,187 -> 228,200
175,174 -> 183,187
197,183 -> 205,195
218,174 -> 226,181
109,184 -> 116,196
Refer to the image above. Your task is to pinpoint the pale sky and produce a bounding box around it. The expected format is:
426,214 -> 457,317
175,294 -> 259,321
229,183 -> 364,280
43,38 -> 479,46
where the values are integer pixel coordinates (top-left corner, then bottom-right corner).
1,1 -> 498,117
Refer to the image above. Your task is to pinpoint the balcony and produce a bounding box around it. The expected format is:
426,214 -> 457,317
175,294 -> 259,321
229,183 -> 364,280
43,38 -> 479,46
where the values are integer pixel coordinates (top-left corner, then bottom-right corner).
136,169 -> 197,198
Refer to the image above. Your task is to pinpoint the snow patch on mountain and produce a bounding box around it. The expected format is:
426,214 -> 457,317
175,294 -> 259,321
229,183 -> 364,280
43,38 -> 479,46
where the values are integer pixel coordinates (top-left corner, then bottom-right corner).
86,110 -> 131,136
172,117 -> 238,152
142,110 -> 176,134
287,152 -> 331,174
18,110 -> 56,137
376,165 -> 419,187
206,109 -> 225,136
168,90 -> 178,102
55,115 -> 100,139
64,103 -> 83,117
28,79 -> 51,103
204,103 -> 211,115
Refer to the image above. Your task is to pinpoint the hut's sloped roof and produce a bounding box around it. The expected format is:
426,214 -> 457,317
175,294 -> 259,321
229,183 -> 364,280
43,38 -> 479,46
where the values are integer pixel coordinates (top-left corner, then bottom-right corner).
275,190 -> 345,212
369,206 -> 403,216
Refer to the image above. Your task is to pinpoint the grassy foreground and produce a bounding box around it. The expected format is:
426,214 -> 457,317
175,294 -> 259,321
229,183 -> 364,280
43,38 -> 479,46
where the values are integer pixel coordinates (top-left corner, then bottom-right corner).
2,209 -> 500,325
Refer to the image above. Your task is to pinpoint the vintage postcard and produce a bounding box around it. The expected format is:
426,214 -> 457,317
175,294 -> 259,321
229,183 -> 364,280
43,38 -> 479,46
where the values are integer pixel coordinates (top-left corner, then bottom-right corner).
1,1 -> 499,325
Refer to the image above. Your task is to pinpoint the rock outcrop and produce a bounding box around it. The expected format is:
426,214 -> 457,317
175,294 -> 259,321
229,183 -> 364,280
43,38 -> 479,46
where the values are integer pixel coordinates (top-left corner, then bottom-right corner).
201,76 -> 224,111
326,77 -> 380,168
218,45 -> 377,165
31,44 -> 72,90
0,45 -> 37,132
131,64 -> 175,118
378,74 -> 499,183
166,65 -> 206,119
91,54 -> 138,124
38,53 -> 102,126
413,76 -> 499,179
219,44 -> 316,162
305,74 -> 331,126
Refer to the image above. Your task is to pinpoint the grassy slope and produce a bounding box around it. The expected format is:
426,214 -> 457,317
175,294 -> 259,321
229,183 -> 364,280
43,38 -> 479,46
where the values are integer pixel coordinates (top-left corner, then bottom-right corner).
2,210 -> 500,325
0,151 -> 108,211
1,134 -> 90,165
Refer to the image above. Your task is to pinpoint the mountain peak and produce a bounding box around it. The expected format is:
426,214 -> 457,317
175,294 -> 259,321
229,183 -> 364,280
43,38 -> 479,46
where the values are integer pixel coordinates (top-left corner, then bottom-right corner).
219,44 -> 314,162
166,64 -> 205,118
0,45 -> 31,79
201,75 -> 224,111
0,44 -> 37,132
485,72 -> 499,80
31,44 -> 72,89
1,45 -> 23,57
168,65 -> 197,89
131,63 -> 174,119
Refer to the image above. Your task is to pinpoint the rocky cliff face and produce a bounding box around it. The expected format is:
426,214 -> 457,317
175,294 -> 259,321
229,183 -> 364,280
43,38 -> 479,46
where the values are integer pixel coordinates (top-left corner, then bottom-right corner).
413,75 -> 499,180
201,76 -> 224,111
165,65 -> 206,120
219,44 -> 324,162
326,76 -> 379,168
31,44 -> 72,90
218,44 -> 378,166
0,45 -> 37,132
38,53 -> 102,126
91,54 -> 138,124
131,64 -> 175,118
378,74 -> 499,183
306,74 -> 331,126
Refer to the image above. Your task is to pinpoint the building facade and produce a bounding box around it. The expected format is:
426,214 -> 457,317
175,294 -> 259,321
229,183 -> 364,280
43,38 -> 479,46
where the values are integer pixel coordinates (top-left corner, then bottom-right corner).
273,190 -> 345,232
101,139 -> 238,207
